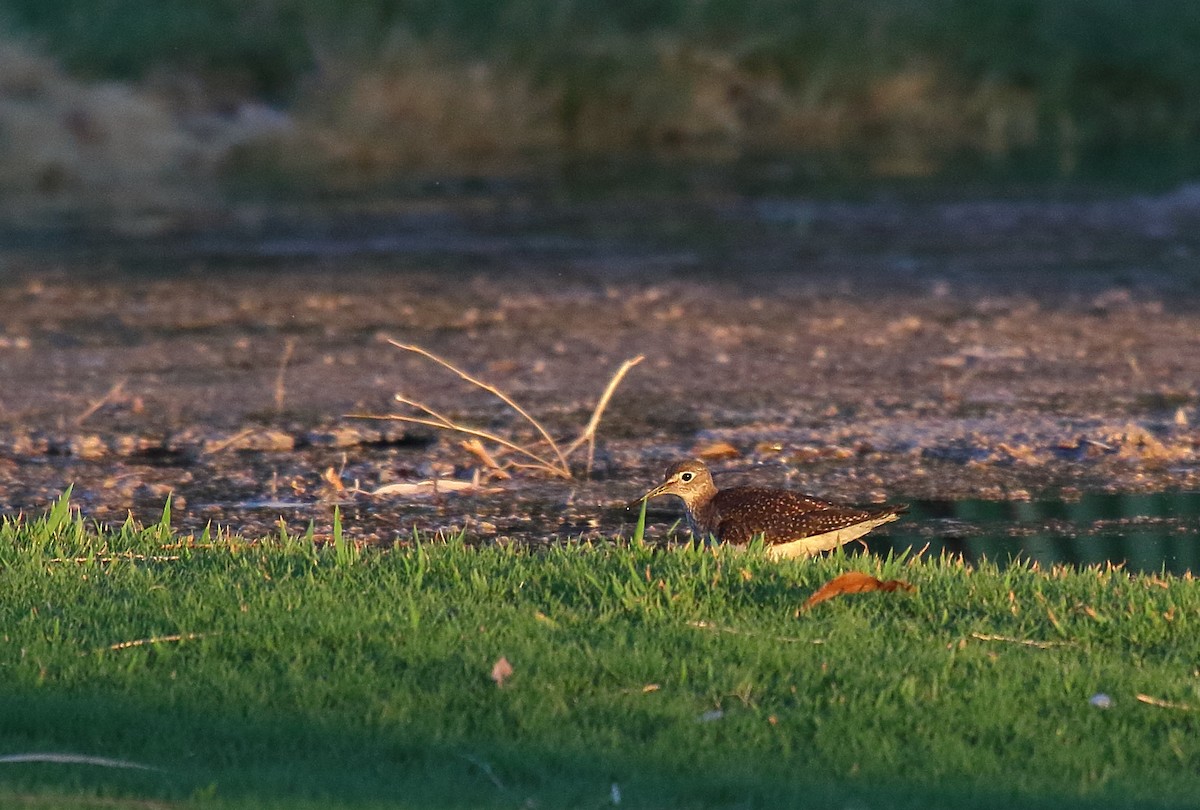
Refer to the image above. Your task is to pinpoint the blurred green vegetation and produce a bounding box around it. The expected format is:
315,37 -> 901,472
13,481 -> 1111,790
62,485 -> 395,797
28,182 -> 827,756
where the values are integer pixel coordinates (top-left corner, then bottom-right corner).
5,0 -> 1200,146
3,0 -> 1200,226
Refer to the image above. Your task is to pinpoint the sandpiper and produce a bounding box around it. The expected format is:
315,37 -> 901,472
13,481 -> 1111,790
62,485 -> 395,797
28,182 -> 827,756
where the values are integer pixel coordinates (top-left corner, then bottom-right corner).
633,459 -> 907,559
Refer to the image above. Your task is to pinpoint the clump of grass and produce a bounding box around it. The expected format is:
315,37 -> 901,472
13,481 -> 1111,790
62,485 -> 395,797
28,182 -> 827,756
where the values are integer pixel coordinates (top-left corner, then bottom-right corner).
350,340 -> 643,479
331,505 -> 360,567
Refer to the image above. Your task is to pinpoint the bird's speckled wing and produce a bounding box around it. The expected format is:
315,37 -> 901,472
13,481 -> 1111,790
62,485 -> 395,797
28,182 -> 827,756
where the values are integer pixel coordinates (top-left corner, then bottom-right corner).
711,486 -> 881,545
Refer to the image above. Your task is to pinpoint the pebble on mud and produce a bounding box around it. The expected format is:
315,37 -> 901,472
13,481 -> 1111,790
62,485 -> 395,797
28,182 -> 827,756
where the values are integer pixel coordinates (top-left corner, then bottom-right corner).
135,482 -> 175,502
110,434 -> 168,456
69,435 -> 108,460
8,432 -> 49,456
305,426 -> 374,448
204,429 -> 295,454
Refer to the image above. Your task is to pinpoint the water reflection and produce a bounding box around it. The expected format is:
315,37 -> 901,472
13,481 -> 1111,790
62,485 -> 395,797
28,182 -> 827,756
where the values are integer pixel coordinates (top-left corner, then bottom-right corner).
870,492 -> 1200,574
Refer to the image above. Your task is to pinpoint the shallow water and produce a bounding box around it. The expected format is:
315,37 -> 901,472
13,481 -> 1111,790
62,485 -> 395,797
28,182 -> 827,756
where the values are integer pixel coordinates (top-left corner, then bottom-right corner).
868,491 -> 1200,574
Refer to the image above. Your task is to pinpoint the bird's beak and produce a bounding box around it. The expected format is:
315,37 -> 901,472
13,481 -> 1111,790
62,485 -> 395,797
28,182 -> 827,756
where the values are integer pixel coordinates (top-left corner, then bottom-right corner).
627,481 -> 672,510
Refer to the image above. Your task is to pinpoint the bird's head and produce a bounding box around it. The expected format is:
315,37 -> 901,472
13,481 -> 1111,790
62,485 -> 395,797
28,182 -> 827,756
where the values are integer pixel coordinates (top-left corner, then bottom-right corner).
631,459 -> 715,509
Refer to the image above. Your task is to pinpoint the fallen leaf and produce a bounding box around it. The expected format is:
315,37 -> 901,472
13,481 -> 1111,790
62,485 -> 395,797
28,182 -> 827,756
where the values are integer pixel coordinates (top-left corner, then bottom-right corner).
800,571 -> 914,611
460,439 -> 511,479
490,656 -> 513,687
321,466 -> 345,492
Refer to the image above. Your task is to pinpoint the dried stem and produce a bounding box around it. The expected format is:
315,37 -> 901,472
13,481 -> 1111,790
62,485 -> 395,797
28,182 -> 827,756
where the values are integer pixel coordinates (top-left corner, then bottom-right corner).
0,753 -> 161,771
355,341 -> 642,479
108,632 -> 209,651
201,428 -> 259,456
75,378 -> 127,426
389,340 -> 569,472
274,337 -> 297,414
563,354 -> 643,474
969,632 -> 1072,649
393,394 -> 471,432
350,412 -> 567,476
1136,693 -> 1193,711
392,389 -> 562,471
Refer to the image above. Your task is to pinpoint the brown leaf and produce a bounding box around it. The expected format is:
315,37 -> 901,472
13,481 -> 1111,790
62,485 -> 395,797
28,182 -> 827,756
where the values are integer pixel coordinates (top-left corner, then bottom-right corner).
490,656 -> 514,687
800,571 -> 914,611
321,466 -> 345,492
460,438 -> 512,479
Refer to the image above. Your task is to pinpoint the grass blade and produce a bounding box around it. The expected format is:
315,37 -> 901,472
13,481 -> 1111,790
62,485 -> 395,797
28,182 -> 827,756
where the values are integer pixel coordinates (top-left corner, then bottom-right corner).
633,497 -> 647,548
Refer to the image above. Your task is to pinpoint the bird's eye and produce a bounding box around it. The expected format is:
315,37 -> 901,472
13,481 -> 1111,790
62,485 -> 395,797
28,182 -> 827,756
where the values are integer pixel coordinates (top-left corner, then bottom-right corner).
680,472 -> 694,482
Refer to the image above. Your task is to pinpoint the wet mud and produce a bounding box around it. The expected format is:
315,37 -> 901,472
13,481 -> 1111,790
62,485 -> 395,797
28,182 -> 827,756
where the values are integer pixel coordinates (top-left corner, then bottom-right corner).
2,181 -> 1200,567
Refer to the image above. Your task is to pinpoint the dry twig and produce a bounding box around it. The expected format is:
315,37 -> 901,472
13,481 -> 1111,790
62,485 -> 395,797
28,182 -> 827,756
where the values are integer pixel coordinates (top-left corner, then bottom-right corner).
106,632 -> 209,651
200,428 -> 259,456
0,753 -> 162,771
688,620 -> 820,644
392,341 -> 570,471
562,354 -> 644,475
390,397 -> 563,472
274,337 -> 297,413
969,632 -> 1072,649
75,378 -> 128,426
1136,693 -> 1194,711
350,341 -> 643,478
49,553 -> 181,564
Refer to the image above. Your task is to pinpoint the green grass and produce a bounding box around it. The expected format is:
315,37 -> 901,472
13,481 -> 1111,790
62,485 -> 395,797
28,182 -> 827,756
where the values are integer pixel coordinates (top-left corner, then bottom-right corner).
1,492 -> 1199,808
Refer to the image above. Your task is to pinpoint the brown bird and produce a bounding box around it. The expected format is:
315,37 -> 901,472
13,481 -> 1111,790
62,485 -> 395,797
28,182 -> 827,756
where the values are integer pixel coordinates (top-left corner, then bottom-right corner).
633,459 -> 907,559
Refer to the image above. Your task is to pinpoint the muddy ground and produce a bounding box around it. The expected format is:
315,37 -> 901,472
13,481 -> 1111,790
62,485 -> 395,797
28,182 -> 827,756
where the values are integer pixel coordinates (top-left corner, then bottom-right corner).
2,181 -> 1200,545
